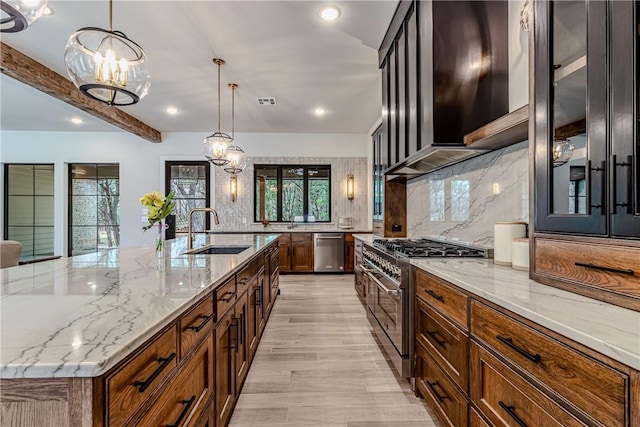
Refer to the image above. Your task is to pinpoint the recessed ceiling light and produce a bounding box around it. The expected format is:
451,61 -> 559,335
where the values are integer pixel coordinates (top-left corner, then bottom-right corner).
70,117 -> 83,125
314,108 -> 326,116
165,106 -> 179,115
319,6 -> 340,21
43,5 -> 53,15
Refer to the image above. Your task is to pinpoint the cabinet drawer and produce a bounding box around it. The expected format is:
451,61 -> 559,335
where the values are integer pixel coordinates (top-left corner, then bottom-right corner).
415,268 -> 468,328
535,238 -> 640,300
470,342 -> 586,427
107,326 -> 178,426
132,337 -> 213,427
291,232 -> 312,242
216,277 -> 236,320
470,408 -> 491,427
179,295 -> 214,360
415,344 -> 468,427
237,259 -> 257,295
416,297 -> 468,392
471,301 -> 628,426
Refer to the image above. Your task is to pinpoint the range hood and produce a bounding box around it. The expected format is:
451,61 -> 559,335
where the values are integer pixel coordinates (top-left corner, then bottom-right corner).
384,145 -> 488,176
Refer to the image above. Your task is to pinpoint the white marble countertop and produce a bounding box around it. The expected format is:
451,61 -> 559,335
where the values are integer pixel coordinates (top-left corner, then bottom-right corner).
353,235 -> 640,370
0,234 -> 278,379
207,228 -> 371,234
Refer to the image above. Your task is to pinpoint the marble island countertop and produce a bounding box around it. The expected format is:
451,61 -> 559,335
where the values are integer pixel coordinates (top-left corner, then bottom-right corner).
353,234 -> 640,371
0,234 -> 278,379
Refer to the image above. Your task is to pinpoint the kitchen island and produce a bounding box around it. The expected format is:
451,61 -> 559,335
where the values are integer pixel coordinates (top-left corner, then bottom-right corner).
0,233 -> 280,426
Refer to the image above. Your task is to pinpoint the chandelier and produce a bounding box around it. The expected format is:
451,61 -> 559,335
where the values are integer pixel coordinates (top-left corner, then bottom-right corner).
1,0 -> 48,33
223,83 -> 247,174
203,58 -> 233,166
63,0 -> 150,106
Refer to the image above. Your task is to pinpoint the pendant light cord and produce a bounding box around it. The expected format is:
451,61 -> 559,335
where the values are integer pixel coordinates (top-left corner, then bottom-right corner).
109,0 -> 113,31
217,61 -> 221,132
231,85 -> 235,139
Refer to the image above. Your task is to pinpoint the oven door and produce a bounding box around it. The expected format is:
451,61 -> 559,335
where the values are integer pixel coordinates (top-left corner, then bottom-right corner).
366,270 -> 404,354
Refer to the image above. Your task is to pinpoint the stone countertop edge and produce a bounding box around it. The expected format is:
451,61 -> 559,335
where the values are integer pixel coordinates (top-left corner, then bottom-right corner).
0,234 -> 279,379
353,235 -> 640,371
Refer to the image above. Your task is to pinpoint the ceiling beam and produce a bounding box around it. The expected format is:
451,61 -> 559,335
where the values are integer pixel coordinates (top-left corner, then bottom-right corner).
0,42 -> 162,143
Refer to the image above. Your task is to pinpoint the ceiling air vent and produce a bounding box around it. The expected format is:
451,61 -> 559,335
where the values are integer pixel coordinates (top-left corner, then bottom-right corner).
257,97 -> 277,106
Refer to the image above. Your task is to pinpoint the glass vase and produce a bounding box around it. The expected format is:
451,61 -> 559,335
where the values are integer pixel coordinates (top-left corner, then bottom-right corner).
155,221 -> 165,258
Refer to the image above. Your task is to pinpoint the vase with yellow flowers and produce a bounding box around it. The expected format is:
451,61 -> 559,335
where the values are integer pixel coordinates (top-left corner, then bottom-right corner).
139,191 -> 176,257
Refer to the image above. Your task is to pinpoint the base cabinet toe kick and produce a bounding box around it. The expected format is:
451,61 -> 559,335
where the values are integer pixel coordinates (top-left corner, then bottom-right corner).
0,240 -> 281,427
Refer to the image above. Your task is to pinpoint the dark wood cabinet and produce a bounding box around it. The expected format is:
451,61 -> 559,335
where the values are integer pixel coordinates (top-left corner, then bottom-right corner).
279,233 -> 314,273
532,0 -> 640,311
215,308 -> 235,427
344,233 -> 354,273
248,271 -> 263,363
278,233 -> 292,272
234,290 -> 249,394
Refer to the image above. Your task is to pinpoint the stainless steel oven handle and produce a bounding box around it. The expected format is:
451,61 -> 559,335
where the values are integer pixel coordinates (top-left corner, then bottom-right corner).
366,271 -> 400,298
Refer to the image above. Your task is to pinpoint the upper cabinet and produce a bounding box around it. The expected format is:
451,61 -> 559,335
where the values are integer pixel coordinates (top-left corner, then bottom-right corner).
532,0 -> 640,311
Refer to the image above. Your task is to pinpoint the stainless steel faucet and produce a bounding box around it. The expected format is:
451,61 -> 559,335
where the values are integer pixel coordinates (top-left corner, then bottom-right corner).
187,207 -> 220,250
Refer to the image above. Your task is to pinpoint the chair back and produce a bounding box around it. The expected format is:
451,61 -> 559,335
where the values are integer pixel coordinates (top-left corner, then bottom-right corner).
1,240 -> 23,268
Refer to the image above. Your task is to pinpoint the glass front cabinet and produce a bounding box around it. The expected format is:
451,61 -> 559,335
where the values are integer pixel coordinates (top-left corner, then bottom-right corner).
533,0 -> 640,311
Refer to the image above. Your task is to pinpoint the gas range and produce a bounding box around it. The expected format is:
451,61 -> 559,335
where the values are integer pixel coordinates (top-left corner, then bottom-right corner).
372,238 -> 492,259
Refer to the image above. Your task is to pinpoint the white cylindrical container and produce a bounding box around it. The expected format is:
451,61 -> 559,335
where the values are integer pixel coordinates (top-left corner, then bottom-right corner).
511,238 -> 530,271
494,222 -> 527,266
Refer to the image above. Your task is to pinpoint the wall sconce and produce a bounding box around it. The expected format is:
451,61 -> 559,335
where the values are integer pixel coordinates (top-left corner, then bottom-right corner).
230,174 -> 237,202
347,174 -> 355,201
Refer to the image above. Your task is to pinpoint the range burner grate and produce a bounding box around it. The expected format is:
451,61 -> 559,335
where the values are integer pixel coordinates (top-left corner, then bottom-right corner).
373,238 -> 489,258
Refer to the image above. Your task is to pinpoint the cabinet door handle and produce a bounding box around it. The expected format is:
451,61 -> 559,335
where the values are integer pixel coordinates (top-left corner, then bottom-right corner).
221,291 -> 236,303
186,314 -> 212,333
588,160 -> 606,215
426,331 -> 446,348
426,381 -> 449,402
425,289 -> 444,302
238,278 -> 249,285
612,155 -> 633,214
255,286 -> 262,307
496,336 -> 541,363
230,318 -> 239,351
167,395 -> 196,427
575,262 -> 634,276
133,353 -> 176,392
499,401 -> 529,427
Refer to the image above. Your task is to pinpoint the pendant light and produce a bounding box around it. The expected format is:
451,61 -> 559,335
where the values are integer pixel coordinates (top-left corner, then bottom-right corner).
63,0 -> 150,106
203,58 -> 233,166
1,0 -> 47,32
223,83 -> 247,174
552,135 -> 574,168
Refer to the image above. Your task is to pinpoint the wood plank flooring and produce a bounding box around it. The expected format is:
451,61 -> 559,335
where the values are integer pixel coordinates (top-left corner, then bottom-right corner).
229,274 -> 439,427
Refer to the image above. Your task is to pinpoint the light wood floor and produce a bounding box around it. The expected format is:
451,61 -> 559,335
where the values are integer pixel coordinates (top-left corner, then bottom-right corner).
229,274 -> 439,427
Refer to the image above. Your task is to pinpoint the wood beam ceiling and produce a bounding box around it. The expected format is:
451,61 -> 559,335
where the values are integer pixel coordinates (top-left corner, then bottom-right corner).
0,42 -> 162,143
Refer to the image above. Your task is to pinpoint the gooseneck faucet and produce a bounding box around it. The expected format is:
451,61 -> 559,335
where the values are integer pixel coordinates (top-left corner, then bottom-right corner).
188,207 -> 220,250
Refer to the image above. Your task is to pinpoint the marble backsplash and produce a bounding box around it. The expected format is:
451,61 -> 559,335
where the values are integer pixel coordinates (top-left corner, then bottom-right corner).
210,156 -> 369,232
407,141 -> 529,247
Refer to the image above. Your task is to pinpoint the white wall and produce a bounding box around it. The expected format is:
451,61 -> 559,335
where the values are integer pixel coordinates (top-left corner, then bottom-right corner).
0,130 -> 369,254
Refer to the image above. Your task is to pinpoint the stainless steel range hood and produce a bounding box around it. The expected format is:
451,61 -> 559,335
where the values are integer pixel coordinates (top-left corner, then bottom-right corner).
384,145 -> 489,176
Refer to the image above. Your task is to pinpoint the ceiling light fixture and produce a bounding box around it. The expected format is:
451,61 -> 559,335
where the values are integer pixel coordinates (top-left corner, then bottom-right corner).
63,0 -> 150,106
552,135 -> 574,168
319,5 -> 340,21
223,83 -> 247,174
70,117 -> 83,125
314,107 -> 326,116
1,0 -> 48,33
165,106 -> 178,115
203,58 -> 233,166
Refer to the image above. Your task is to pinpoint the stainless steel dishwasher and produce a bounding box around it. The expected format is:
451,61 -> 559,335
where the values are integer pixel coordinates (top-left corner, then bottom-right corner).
313,233 -> 344,272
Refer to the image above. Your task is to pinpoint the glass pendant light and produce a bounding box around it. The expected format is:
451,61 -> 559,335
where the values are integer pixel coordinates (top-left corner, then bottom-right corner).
223,83 -> 247,174
1,0 -> 48,33
552,135 -> 574,168
203,58 -> 233,166
63,0 -> 150,106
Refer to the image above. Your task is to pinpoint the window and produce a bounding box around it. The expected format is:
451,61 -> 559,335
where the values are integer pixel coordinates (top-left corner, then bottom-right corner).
4,164 -> 55,258
69,164 -> 120,256
165,161 -> 211,232
569,166 -> 586,214
254,165 -> 331,223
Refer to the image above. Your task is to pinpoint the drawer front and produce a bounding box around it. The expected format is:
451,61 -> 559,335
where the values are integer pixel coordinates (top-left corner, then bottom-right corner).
237,259 -> 257,295
180,295 -> 214,360
470,408 -> 491,427
132,337 -> 213,427
291,232 -> 312,242
470,342 -> 586,427
107,326 -> 178,426
415,344 -> 468,427
471,301 -> 628,427
416,297 -> 469,392
415,268 -> 468,328
535,238 -> 640,299
216,277 -> 236,320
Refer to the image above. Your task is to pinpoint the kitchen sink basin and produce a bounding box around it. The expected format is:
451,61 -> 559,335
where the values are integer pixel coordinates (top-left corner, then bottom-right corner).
189,245 -> 251,255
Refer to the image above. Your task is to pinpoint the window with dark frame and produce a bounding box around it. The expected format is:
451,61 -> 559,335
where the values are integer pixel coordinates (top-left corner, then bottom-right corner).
165,161 -> 211,233
4,164 -> 55,258
254,165 -> 331,223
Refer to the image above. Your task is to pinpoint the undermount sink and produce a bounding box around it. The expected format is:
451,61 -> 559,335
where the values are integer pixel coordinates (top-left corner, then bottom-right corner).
189,245 -> 251,255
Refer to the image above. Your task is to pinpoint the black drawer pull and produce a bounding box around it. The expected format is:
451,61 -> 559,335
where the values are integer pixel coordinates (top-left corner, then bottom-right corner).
425,289 -> 444,301
230,318 -> 239,350
133,352 -> 176,392
255,287 -> 262,307
499,401 -> 528,427
426,381 -> 449,402
426,331 -> 446,348
220,291 -> 236,303
167,395 -> 196,427
237,314 -> 244,345
575,262 -> 634,276
496,336 -> 541,363
186,314 -> 212,332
